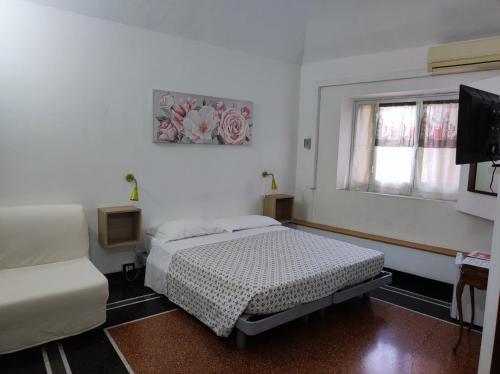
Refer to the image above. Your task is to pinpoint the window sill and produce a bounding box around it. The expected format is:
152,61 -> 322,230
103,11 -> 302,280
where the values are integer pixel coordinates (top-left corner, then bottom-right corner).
339,188 -> 458,204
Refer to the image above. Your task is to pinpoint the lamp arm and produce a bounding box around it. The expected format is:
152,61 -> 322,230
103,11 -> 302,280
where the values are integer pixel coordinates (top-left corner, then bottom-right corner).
262,171 -> 277,191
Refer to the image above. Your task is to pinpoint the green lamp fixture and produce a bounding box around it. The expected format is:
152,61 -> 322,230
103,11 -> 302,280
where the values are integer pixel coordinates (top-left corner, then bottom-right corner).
262,171 -> 277,191
125,173 -> 139,201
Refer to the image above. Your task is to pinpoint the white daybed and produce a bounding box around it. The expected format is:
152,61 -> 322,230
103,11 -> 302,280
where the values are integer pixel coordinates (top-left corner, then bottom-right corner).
0,205 -> 109,354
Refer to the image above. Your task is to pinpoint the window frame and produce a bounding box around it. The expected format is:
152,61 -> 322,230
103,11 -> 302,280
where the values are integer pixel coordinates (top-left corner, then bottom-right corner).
348,92 -> 459,199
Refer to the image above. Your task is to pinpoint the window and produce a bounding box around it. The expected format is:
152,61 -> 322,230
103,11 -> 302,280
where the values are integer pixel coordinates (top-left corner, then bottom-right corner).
348,95 -> 460,201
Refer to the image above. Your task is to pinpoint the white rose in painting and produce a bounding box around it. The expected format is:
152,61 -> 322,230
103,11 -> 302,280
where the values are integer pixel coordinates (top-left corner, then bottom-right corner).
183,106 -> 219,143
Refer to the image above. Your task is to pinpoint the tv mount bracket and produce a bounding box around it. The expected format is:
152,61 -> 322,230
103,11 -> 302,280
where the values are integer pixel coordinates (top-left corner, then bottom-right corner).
488,106 -> 500,167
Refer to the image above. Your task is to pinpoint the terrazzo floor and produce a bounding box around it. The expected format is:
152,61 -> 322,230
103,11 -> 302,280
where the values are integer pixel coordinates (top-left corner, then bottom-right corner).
1,266 -> 481,374
108,297 -> 481,374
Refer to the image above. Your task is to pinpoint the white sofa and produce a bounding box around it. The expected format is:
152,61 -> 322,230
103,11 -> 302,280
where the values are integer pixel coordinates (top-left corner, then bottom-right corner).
0,205 -> 108,354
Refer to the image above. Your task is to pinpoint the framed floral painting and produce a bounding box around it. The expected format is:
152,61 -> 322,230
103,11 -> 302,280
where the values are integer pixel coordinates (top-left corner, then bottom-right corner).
153,90 -> 253,145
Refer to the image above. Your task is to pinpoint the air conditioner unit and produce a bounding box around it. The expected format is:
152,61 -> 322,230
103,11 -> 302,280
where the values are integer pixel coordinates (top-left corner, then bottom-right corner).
428,36 -> 500,75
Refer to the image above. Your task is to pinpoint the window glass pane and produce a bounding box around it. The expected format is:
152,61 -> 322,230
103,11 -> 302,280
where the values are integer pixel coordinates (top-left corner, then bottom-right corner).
349,104 -> 374,190
372,147 -> 414,187
370,103 -> 416,194
414,148 -> 460,200
376,103 -> 417,147
414,101 -> 460,200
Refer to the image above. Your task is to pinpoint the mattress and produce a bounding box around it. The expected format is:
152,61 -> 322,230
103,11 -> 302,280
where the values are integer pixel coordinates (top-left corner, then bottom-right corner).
145,227 -> 384,337
145,226 -> 289,296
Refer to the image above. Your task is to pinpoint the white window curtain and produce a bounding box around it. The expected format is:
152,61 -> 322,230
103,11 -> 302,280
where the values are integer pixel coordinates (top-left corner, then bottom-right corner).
414,101 -> 460,200
349,104 -> 374,190
348,98 -> 460,201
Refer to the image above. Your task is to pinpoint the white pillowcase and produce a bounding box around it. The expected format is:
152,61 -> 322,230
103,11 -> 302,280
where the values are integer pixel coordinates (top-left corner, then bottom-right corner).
214,215 -> 281,233
154,219 -> 225,243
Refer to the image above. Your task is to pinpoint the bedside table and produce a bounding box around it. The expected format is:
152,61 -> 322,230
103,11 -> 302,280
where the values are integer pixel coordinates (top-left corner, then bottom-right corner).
98,206 -> 141,248
453,262 -> 489,351
263,194 -> 294,223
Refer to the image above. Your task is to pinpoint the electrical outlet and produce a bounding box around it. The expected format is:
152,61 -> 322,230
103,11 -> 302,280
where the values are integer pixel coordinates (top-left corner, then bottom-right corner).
123,263 -> 135,274
304,138 -> 312,149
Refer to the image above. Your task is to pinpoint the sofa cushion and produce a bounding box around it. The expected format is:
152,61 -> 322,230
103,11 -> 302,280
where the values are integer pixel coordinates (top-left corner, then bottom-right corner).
0,257 -> 108,354
0,205 -> 89,269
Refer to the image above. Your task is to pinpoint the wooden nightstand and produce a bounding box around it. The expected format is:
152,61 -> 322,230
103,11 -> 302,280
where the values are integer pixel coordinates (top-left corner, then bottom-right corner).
453,262 -> 489,351
263,194 -> 294,223
98,206 -> 141,248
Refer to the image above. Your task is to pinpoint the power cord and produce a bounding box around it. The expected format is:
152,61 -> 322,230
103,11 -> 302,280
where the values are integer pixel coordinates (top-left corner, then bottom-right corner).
124,243 -> 143,282
490,165 -> 497,193
489,158 -> 500,194
125,266 -> 142,282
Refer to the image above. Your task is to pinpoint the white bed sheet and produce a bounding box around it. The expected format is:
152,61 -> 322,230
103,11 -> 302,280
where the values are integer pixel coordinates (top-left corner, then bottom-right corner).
145,225 -> 289,295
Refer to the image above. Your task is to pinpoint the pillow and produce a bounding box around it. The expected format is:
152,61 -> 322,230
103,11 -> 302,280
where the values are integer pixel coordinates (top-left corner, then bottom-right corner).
154,219 -> 225,243
214,215 -> 281,233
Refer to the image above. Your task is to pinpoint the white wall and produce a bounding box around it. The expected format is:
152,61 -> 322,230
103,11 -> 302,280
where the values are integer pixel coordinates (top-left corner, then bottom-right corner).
476,76 -> 500,374
295,46 -> 498,281
457,165 -> 497,221
0,0 -> 300,273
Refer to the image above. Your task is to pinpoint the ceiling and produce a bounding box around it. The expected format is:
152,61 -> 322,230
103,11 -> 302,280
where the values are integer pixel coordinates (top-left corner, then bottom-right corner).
25,0 -> 309,64
24,0 -> 500,64
304,0 -> 500,63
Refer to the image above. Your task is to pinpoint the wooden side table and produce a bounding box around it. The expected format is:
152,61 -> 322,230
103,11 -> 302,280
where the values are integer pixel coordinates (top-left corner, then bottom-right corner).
453,263 -> 489,351
263,194 -> 294,223
98,206 -> 141,248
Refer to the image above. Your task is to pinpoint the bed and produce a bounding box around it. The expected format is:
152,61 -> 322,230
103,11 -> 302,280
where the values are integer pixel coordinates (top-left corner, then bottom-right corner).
145,221 -> 390,348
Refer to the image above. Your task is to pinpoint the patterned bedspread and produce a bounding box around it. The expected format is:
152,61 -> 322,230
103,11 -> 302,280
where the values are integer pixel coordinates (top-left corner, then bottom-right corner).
166,229 -> 384,337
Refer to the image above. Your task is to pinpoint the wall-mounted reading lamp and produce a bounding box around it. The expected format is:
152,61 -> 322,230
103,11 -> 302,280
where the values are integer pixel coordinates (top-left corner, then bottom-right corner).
262,171 -> 277,191
125,173 -> 139,201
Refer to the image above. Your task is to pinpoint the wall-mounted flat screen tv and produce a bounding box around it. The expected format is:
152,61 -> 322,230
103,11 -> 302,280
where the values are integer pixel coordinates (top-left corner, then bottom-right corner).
456,85 -> 500,165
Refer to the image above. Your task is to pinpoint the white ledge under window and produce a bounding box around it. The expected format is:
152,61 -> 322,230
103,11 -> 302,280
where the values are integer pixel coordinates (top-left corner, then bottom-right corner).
339,187 -> 458,204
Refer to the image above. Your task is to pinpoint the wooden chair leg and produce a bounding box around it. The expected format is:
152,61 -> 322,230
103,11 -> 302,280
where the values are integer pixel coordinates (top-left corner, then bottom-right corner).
453,279 -> 465,352
469,285 -> 475,331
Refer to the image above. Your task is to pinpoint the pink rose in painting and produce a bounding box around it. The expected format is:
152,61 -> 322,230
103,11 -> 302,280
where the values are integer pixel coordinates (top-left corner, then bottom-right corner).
170,97 -> 197,130
159,120 -> 170,129
157,120 -> 178,142
241,105 -> 251,119
218,109 -> 249,145
157,130 -> 168,141
183,106 -> 219,143
212,101 -> 226,119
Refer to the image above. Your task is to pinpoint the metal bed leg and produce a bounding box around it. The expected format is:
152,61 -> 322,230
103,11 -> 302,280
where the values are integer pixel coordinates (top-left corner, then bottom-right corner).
236,329 -> 247,350
234,271 -> 392,346
319,308 -> 327,318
